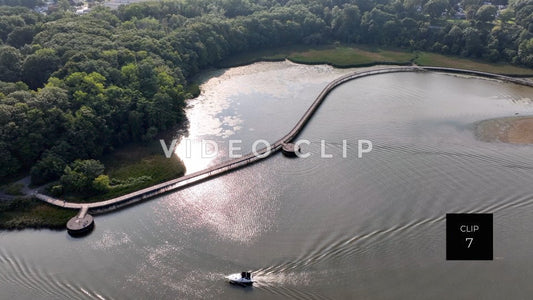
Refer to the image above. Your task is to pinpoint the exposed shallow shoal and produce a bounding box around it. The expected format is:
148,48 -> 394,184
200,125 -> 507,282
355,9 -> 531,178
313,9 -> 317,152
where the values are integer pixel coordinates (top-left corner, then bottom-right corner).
476,116 -> 533,144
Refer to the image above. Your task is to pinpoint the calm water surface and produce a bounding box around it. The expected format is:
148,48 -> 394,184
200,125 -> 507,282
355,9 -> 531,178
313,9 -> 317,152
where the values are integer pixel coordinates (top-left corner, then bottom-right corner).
2,61 -> 533,299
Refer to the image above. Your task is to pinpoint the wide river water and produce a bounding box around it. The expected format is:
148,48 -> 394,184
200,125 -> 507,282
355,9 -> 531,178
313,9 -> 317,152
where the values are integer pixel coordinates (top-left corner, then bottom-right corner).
2,61 -> 533,299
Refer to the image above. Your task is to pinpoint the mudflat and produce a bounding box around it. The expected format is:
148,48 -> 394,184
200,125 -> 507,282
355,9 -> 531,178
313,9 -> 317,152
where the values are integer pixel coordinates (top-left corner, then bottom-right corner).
476,116 -> 533,144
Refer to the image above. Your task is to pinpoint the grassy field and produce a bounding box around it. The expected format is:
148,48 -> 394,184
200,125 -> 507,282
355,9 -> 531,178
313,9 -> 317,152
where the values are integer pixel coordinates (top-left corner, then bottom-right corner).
98,141 -> 186,200
58,140 -> 186,203
414,52 -> 533,75
288,45 -> 415,67
220,44 -> 416,68
217,44 -> 306,67
220,44 -> 533,75
0,197 -> 76,230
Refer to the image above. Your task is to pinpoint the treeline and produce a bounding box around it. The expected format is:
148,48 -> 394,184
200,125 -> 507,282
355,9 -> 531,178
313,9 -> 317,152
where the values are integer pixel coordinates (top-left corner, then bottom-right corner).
0,0 -> 532,185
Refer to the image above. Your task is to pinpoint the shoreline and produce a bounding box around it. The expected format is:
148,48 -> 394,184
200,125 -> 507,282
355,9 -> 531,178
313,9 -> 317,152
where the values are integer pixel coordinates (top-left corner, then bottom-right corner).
4,46 -> 533,230
33,68 -> 426,216
218,44 -> 533,76
15,66 -> 533,232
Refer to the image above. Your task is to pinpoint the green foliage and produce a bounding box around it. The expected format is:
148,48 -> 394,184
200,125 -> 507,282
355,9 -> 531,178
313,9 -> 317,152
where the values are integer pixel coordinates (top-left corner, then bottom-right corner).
0,197 -> 76,230
331,4 -> 361,42
7,26 -> 35,48
50,185 -> 64,197
0,6 -> 41,42
21,48 -> 60,89
414,52 -> 533,74
286,45 -> 415,67
109,175 -> 151,190
475,5 -> 498,23
1,0 -> 533,186
518,38 -> 533,65
60,159 -> 105,193
60,142 -> 187,202
498,8 -> 515,23
30,154 -> 66,185
92,174 -> 110,193
3,183 -> 24,195
424,0 -> 450,19
186,83 -> 201,97
0,46 -> 22,82
0,141 -> 20,177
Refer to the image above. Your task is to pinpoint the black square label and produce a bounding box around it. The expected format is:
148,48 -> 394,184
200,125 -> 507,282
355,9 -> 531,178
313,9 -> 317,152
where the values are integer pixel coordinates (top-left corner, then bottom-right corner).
446,213 -> 493,260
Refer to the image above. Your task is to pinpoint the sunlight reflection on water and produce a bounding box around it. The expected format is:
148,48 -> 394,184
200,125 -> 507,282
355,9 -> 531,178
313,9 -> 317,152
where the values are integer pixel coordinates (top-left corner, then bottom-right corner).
174,61 -> 368,174
153,166 -> 280,244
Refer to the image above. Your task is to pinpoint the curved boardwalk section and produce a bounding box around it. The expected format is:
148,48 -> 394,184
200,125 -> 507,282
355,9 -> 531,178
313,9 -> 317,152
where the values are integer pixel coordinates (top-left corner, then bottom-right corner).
34,66 -> 533,218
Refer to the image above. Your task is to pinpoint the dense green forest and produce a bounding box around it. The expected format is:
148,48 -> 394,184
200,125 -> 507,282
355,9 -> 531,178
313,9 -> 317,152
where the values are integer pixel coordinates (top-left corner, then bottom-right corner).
1,0 -> 532,192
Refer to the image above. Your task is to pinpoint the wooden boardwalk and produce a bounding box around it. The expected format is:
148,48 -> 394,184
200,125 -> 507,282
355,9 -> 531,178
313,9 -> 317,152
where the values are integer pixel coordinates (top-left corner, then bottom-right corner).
34,66 -> 533,215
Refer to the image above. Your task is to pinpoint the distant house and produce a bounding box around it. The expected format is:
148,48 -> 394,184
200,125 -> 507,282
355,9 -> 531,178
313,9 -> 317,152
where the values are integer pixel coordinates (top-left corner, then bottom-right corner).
75,7 -> 91,14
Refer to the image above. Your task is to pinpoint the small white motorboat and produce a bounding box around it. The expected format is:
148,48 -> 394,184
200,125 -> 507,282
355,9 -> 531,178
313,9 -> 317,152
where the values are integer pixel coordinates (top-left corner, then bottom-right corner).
225,271 -> 254,286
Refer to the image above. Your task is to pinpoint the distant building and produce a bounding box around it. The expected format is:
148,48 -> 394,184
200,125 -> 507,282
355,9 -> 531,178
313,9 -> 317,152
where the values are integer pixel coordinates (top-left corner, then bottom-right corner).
75,7 -> 90,14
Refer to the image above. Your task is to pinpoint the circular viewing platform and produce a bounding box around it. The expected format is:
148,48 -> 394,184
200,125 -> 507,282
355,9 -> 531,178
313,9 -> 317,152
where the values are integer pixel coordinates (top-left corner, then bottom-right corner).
67,214 -> 94,236
281,143 -> 300,157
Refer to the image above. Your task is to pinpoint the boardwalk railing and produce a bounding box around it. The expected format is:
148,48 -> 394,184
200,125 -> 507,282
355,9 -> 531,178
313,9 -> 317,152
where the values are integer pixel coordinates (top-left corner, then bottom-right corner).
34,66 -> 533,214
